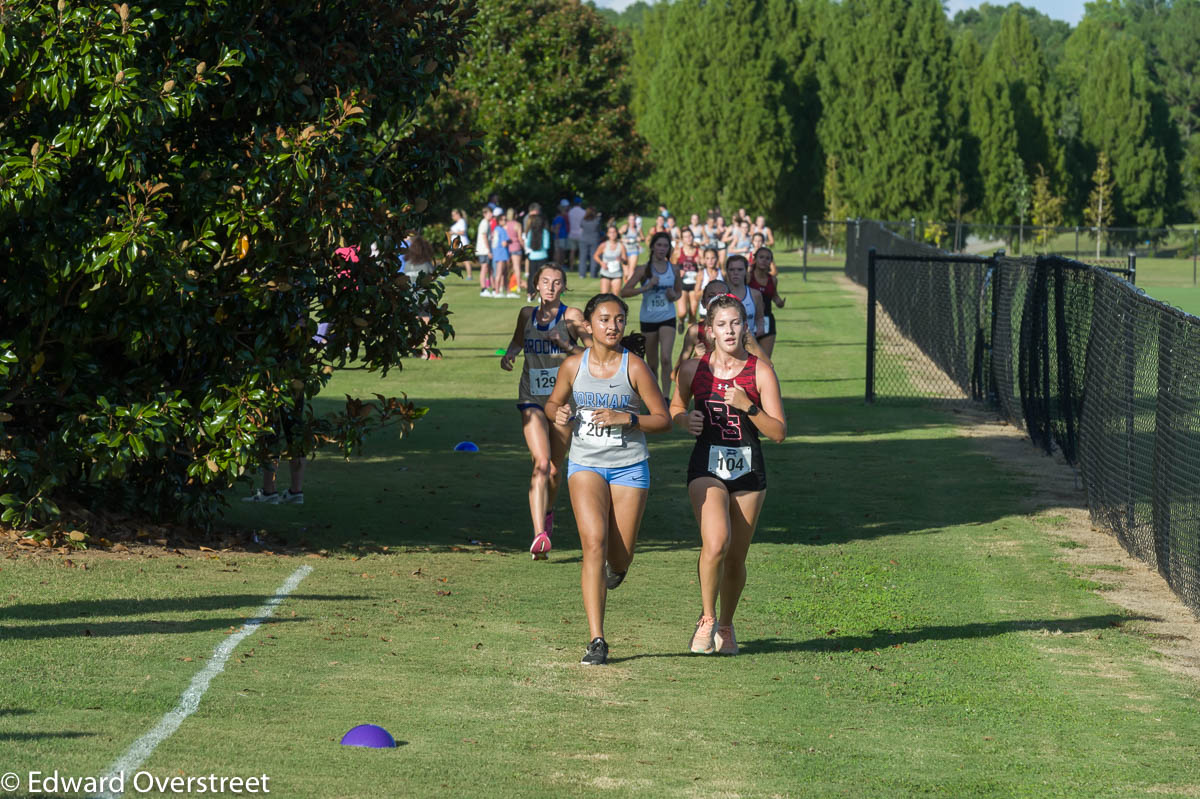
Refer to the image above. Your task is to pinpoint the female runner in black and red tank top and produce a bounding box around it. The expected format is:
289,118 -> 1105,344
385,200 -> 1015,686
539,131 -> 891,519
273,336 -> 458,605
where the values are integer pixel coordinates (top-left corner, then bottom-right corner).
670,293 -> 786,657
749,246 -> 785,358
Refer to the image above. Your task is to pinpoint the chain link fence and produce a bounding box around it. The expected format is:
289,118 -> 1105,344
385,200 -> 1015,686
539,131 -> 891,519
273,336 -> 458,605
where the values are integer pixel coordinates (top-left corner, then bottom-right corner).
849,220 -> 1200,616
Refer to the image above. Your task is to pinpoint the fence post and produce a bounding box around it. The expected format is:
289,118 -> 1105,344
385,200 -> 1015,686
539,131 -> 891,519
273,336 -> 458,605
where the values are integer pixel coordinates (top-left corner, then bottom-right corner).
1193,229 -> 1197,286
866,247 -> 876,403
910,217 -> 917,241
988,255 -> 1001,405
802,214 -> 808,282
1074,226 -> 1080,259
1128,252 -> 1137,286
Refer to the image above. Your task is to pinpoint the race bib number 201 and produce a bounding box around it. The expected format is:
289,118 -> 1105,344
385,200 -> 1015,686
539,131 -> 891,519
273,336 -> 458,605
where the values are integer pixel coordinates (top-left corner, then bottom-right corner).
708,445 -> 752,481
577,409 -> 625,447
530,367 -> 558,396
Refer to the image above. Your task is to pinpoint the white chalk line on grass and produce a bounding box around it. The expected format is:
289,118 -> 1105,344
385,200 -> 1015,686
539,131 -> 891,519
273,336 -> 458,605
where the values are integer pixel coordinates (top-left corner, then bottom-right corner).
93,564 -> 313,799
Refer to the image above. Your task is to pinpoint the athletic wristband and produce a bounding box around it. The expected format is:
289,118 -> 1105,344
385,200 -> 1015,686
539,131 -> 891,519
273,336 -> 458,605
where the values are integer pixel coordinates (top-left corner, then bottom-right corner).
628,412 -> 639,429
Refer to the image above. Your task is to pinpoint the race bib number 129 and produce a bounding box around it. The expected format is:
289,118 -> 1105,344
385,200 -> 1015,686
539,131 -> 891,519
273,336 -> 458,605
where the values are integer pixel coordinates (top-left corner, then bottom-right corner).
530,367 -> 558,396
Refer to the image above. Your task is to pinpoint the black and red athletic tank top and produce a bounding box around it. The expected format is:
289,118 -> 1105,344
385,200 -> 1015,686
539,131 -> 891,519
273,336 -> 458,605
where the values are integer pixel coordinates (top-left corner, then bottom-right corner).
749,272 -> 777,305
691,353 -> 761,447
677,246 -> 700,276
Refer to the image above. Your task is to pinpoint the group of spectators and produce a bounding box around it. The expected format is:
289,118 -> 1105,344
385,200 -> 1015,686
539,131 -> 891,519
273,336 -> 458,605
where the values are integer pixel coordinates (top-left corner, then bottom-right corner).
445,197 -> 778,298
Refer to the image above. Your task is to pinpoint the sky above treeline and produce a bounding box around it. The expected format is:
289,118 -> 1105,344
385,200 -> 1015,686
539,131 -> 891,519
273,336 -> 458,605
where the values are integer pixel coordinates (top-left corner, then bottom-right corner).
592,0 -> 1086,25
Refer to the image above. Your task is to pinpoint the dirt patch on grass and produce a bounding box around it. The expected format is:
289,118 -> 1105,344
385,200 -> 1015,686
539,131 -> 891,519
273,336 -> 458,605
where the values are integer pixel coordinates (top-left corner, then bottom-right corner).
948,403 -> 1200,682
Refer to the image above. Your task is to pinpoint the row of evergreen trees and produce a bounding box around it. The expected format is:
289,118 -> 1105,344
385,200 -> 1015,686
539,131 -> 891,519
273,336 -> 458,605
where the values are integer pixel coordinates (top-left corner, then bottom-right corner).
627,0 -> 1197,232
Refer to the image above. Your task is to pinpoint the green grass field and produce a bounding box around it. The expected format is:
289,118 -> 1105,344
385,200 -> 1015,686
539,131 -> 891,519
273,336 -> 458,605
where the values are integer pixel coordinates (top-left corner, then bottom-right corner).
3,254 -> 1200,798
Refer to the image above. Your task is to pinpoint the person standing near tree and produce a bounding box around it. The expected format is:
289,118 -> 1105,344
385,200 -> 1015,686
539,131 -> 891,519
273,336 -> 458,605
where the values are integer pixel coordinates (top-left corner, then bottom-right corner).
475,206 -> 493,297
524,205 -> 552,292
578,205 -> 602,279
448,208 -> 470,281
490,209 -> 514,299
553,199 -> 571,266
568,197 -> 586,277
670,293 -> 786,656
505,207 -> 525,293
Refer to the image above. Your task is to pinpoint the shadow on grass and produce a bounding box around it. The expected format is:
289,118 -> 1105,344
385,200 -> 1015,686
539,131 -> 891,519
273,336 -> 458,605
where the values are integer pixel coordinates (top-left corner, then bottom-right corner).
227,396 -> 1052,553
0,594 -> 368,622
0,731 -> 97,741
0,708 -> 33,717
607,614 -> 1144,662
0,615 -> 311,641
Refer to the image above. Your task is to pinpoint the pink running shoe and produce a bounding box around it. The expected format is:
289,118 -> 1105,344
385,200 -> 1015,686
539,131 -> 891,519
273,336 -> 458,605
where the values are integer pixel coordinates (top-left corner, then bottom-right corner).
690,615 -> 716,654
714,624 -> 738,655
529,530 -> 552,560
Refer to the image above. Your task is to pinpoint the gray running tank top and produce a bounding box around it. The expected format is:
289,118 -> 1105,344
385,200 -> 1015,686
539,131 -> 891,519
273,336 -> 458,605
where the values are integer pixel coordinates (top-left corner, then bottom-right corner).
733,285 -> 758,335
639,261 -> 676,324
569,349 -> 649,468
519,304 -> 569,405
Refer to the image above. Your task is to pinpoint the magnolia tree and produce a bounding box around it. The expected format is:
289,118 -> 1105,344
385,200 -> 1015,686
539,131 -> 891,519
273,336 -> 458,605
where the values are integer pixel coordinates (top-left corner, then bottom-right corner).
0,1 -> 478,529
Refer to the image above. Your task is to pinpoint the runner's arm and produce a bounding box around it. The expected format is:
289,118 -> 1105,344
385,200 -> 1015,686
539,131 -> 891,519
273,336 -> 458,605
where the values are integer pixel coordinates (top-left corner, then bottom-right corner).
619,265 -> 650,297
735,360 -> 786,443
543,354 -> 581,426
500,307 -> 532,371
624,355 -> 671,433
670,359 -> 704,436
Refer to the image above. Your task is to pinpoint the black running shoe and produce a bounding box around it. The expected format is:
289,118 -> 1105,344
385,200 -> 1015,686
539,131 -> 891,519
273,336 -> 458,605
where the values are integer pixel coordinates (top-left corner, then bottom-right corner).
604,561 -> 627,590
580,637 -> 608,666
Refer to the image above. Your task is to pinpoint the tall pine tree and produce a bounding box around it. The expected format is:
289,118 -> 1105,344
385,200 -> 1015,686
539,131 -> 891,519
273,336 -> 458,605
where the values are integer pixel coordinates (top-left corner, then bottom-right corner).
982,9 -> 1061,189
1060,18 -> 1174,228
636,0 -> 817,226
817,0 -> 958,219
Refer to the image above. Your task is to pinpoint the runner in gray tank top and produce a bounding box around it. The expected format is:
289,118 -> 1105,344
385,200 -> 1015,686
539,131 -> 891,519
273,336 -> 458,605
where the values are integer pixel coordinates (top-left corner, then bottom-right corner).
544,293 -> 671,666
620,231 -> 683,401
501,264 -> 589,559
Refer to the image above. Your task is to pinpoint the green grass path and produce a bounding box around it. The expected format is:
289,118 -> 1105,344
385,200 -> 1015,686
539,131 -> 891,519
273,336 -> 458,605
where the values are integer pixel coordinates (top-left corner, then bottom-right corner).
3,257 -> 1200,798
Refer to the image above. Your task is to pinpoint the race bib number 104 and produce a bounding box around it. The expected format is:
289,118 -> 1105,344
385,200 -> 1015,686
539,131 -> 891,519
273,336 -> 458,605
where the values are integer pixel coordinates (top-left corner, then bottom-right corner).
708,445 -> 752,481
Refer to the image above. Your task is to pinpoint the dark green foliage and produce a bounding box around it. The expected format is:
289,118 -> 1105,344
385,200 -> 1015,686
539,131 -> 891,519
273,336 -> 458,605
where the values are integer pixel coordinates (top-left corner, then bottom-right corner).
1059,18 -> 1176,227
817,0 -> 959,219
633,0 -> 820,225
593,0 -> 654,32
428,0 -> 650,214
950,2 -> 1072,69
0,1 -> 476,528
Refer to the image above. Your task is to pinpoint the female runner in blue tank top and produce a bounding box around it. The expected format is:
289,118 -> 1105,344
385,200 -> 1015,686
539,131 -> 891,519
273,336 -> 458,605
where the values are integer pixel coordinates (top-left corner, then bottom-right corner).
544,293 -> 671,666
670,294 -> 786,656
501,264 -> 590,559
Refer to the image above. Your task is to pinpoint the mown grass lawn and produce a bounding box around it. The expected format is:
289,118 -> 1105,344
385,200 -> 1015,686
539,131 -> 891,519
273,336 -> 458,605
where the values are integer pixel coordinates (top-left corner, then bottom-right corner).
3,254 -> 1199,798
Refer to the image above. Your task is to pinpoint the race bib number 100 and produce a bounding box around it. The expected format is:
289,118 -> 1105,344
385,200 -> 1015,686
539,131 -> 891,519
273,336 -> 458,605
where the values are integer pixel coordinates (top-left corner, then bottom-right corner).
708,445 -> 752,481
577,409 -> 625,447
530,367 -> 558,396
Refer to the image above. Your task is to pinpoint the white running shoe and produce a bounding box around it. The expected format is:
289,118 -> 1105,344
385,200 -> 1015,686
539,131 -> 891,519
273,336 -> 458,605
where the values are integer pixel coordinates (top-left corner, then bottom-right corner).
241,489 -> 281,504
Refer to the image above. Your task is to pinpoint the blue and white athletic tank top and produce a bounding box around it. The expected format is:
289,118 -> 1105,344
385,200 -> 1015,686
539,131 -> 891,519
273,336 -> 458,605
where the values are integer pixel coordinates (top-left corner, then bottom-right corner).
519,304 -> 570,405
569,348 -> 649,468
